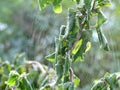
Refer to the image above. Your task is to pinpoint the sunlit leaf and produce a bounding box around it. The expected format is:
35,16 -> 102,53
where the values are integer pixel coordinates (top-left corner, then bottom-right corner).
104,72 -> 111,77
85,41 -> 91,52
39,0 -> 53,10
72,39 -> 82,55
5,71 -> 19,87
73,76 -> 80,87
45,52 -> 55,63
73,30 -> 90,62
39,0 -> 63,13
98,0 -> 111,7
53,4 -> 62,13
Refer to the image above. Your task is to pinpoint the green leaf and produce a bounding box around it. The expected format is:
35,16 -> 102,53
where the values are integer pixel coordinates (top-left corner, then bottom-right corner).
91,80 -> 106,90
55,85 -> 63,90
73,30 -> 90,62
96,10 -> 109,51
72,0 -> 80,4
58,82 -> 74,89
40,76 -> 49,88
65,8 -> 76,37
5,77 -> 18,87
53,4 -> 62,13
53,0 -> 62,5
40,85 -> 51,90
104,73 -> 117,88
104,72 -> 111,77
96,28 -> 109,51
91,73 -> 119,90
39,0 -> 47,10
72,39 -> 83,55
97,11 -> 107,28
60,25 -> 66,36
3,61 -> 11,75
39,0 -> 53,10
68,8 -> 76,32
45,52 -> 55,63
73,76 -> 80,87
39,0 -> 63,13
55,38 -> 61,63
98,0 -> 111,7
20,73 -> 33,90
63,56 -> 70,75
53,0 -> 63,13
84,0 -> 91,10
55,60 -> 64,82
69,82 -> 74,90
14,53 -> 26,66
5,71 -> 19,87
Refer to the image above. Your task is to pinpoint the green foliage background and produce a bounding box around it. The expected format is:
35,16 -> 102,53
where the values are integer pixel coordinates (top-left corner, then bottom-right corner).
0,0 -> 120,89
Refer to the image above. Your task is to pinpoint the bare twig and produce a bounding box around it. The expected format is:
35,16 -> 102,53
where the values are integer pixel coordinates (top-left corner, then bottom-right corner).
26,61 -> 46,74
69,67 -> 74,82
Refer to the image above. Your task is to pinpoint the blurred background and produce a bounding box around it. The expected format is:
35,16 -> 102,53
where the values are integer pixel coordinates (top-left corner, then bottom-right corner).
0,0 -> 120,89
